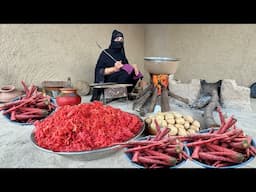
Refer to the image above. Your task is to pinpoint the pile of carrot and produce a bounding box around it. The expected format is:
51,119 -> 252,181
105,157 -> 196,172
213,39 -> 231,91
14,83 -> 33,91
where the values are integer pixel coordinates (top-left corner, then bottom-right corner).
176,107 -> 256,168
34,101 -> 143,152
0,80 -> 56,124
121,120 -> 189,168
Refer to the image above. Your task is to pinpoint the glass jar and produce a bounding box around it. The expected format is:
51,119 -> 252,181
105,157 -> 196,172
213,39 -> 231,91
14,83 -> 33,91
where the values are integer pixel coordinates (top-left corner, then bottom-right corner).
56,88 -> 81,106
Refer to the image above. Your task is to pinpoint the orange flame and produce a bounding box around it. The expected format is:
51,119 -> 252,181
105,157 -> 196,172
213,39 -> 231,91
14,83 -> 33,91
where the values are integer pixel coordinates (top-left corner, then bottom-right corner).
152,74 -> 169,95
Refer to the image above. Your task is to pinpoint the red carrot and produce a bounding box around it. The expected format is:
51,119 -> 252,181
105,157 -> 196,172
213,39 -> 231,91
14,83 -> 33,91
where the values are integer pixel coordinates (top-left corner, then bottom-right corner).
206,143 -> 239,155
221,128 -> 243,142
144,148 -> 174,160
27,85 -> 37,98
137,156 -> 177,166
246,148 -> 250,158
216,106 -> 225,125
223,128 -> 243,138
165,145 -> 183,154
15,114 -> 47,121
181,150 -> 191,160
0,99 -> 24,111
191,142 -> 201,159
35,100 -> 50,108
125,143 -> 161,152
149,164 -> 163,168
186,135 -> 228,147
154,127 -> 170,141
198,152 -> 239,163
215,162 -> 231,168
19,107 -> 47,113
132,151 -> 140,162
216,115 -> 235,134
212,160 -> 222,167
249,145 -> 256,156
154,119 -> 161,133
21,109 -> 49,116
178,133 -> 225,141
229,140 -> 250,150
10,111 -> 16,121
3,96 -> 36,115
21,80 -> 29,96
205,151 -> 244,162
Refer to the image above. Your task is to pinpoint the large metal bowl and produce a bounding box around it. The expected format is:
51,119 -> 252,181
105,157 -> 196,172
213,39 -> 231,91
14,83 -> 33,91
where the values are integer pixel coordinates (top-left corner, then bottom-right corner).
30,115 -> 145,161
144,57 -> 179,75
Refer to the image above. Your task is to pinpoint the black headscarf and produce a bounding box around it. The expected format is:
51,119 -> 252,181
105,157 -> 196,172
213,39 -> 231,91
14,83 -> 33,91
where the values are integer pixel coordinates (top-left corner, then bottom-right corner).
94,29 -> 129,83
109,29 -> 124,49
106,29 -> 128,63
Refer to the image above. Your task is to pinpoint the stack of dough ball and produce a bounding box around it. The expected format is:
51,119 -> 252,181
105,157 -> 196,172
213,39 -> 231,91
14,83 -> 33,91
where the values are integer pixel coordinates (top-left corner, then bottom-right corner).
145,111 -> 201,136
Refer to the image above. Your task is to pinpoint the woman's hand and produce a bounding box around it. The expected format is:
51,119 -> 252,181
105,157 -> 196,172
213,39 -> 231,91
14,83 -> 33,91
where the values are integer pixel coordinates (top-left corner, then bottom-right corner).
131,64 -> 140,76
114,61 -> 123,71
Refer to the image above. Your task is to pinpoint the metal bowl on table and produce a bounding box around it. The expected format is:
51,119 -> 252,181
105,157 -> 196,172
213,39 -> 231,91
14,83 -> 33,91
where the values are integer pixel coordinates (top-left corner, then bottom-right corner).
30,115 -> 145,161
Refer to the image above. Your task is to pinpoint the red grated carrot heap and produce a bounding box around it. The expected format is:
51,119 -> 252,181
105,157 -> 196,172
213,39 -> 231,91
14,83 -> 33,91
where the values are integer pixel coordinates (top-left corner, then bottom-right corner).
34,101 -> 143,152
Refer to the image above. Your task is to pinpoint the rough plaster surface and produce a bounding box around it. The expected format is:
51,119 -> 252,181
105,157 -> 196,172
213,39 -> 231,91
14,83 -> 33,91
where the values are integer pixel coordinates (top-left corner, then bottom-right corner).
221,79 -> 252,112
145,24 -> 256,87
169,79 -> 201,104
0,24 -> 145,89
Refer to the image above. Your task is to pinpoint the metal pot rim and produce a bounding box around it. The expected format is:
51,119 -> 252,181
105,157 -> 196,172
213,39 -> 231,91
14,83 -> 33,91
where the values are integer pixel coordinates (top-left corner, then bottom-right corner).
144,57 -> 179,62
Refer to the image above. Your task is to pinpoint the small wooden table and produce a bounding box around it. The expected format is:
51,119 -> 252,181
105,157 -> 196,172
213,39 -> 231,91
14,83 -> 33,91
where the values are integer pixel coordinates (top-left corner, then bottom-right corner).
90,83 -> 133,104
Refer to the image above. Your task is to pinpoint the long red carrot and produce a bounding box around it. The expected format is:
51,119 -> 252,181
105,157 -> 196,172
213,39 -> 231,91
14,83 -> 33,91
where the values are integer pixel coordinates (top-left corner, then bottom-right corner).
206,143 -> 240,155
249,145 -> 256,156
229,140 -> 250,149
0,99 -> 25,111
177,133 -> 225,141
154,119 -> 161,133
137,156 -> 177,166
191,142 -> 201,159
198,152 -> 239,163
19,107 -> 47,113
204,151 -> 244,162
215,162 -> 231,168
216,115 -> 235,134
21,80 -> 29,96
21,109 -> 49,116
2,94 -> 38,115
125,143 -> 161,152
216,106 -> 225,125
144,148 -> 173,159
165,145 -> 183,154
10,111 -> 16,121
186,135 -> 228,147
132,151 -> 140,162
15,113 -> 48,121
154,128 -> 170,141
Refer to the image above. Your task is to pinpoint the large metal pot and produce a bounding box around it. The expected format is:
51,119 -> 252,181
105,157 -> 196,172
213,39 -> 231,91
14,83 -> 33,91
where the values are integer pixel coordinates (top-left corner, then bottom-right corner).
144,57 -> 179,75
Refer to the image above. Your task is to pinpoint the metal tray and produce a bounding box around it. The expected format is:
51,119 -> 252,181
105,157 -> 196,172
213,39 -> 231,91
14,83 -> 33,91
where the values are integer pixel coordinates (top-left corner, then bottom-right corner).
30,114 -> 145,161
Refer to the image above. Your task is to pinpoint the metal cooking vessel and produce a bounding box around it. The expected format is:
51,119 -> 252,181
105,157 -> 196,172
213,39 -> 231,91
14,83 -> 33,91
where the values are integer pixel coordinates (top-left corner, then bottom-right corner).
144,57 -> 179,75
30,114 -> 145,161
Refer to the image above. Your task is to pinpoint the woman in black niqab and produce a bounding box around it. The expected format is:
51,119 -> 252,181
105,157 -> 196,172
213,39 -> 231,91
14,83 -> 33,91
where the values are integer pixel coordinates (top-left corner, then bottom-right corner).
90,29 -> 142,102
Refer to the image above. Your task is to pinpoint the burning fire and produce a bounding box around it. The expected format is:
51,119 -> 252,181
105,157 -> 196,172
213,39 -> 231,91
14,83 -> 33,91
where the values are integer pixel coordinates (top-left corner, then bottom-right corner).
152,74 -> 169,95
